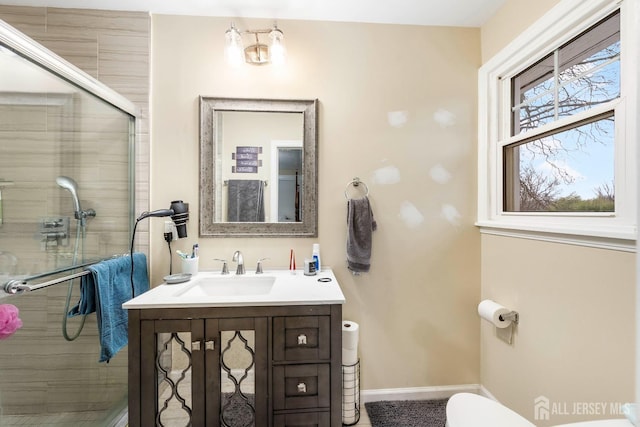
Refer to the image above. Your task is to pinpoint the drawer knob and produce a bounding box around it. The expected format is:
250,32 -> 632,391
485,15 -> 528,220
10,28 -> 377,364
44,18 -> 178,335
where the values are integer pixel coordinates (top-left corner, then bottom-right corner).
297,334 -> 307,345
205,340 -> 215,350
191,341 -> 201,351
297,382 -> 307,393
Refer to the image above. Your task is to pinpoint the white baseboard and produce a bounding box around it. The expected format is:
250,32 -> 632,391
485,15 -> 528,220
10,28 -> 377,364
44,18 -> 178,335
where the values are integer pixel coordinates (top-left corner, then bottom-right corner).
361,384 -> 481,403
478,385 -> 498,401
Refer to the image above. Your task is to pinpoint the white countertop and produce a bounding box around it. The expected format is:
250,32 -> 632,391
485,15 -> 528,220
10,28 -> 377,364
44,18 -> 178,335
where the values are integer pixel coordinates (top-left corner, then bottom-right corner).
123,268 -> 345,309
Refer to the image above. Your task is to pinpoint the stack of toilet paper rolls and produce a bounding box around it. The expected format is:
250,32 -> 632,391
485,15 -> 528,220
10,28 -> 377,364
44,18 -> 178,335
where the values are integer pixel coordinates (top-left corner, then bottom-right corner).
342,321 -> 360,425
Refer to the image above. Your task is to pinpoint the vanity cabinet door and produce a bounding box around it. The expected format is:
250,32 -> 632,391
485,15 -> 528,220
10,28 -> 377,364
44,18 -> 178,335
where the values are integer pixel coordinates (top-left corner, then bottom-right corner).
139,318 -> 207,427
208,317 -> 269,427
136,316 -> 269,427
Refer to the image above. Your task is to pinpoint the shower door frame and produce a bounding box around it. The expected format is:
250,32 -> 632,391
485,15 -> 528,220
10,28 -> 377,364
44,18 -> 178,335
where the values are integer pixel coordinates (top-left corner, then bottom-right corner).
0,19 -> 139,118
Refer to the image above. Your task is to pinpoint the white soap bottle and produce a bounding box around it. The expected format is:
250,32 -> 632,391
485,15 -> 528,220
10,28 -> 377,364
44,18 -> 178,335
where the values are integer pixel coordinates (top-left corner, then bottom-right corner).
312,243 -> 321,272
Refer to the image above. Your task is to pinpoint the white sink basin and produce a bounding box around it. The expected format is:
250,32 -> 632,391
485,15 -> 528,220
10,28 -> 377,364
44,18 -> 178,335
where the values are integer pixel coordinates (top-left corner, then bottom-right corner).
174,275 -> 276,298
123,269 -> 345,308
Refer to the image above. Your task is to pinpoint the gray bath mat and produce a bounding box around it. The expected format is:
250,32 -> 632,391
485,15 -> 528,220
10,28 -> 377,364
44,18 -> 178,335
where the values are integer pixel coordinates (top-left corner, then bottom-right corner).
365,399 -> 448,427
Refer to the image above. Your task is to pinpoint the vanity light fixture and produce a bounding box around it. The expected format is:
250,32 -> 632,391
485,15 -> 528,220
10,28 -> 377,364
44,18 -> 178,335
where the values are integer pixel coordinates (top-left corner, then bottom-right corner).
224,23 -> 287,66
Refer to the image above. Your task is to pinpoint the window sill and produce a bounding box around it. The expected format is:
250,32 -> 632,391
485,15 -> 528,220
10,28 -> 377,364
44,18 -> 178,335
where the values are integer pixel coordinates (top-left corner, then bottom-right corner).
476,220 -> 636,252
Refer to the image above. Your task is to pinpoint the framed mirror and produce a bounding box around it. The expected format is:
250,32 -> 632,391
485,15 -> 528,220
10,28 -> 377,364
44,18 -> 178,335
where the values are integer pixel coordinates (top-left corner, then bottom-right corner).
199,97 -> 318,237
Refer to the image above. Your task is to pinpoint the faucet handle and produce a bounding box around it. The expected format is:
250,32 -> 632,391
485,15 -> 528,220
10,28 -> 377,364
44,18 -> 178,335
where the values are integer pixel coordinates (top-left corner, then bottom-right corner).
213,258 -> 229,275
256,257 -> 269,274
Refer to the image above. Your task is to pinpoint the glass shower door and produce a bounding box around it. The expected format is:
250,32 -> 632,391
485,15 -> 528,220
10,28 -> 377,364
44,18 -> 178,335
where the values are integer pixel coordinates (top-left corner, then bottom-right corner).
0,34 -> 134,426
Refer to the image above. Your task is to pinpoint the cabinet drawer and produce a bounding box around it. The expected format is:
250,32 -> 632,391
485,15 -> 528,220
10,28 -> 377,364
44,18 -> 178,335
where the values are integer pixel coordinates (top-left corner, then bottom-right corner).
273,316 -> 330,361
273,411 -> 330,427
273,364 -> 330,410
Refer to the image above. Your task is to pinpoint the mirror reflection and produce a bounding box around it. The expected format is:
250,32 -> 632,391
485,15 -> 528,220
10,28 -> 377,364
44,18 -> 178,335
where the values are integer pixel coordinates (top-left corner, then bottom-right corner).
200,97 -> 318,238
217,111 -> 303,223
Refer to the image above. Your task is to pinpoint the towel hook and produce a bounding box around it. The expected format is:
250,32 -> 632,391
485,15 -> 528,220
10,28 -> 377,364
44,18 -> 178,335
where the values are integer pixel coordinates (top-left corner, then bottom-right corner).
344,177 -> 369,200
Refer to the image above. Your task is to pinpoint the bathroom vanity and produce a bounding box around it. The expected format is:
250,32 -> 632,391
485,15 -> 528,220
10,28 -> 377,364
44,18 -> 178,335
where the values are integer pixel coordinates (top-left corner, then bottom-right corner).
124,269 -> 345,427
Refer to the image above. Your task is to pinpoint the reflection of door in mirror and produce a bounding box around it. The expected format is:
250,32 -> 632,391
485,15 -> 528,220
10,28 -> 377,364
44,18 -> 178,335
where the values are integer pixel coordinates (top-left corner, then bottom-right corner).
270,142 -> 303,222
219,111 -> 303,223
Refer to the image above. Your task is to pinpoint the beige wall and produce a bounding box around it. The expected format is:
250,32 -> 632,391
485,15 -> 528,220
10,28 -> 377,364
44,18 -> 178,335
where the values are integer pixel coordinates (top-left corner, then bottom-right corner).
481,235 -> 635,425
151,15 -> 481,390
480,0 -> 562,62
480,0 -> 635,425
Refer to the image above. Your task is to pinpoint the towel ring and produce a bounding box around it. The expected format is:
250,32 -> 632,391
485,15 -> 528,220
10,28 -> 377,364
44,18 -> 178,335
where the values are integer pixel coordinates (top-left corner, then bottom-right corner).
344,177 -> 369,200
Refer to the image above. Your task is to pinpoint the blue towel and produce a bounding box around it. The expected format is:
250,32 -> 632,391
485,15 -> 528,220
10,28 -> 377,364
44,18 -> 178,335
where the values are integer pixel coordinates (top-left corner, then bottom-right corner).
68,253 -> 149,362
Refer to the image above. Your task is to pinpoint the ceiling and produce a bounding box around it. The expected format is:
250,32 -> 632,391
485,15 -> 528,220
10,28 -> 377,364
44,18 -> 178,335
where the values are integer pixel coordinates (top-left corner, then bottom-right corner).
0,0 -> 506,27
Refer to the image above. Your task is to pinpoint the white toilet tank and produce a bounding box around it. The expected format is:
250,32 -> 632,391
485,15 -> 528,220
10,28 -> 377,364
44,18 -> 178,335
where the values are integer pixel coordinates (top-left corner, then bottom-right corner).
446,393 -> 535,427
445,393 -> 633,427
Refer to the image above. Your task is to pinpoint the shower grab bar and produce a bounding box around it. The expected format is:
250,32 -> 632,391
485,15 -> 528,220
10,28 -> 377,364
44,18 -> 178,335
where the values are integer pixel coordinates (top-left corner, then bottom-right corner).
3,254 -> 129,294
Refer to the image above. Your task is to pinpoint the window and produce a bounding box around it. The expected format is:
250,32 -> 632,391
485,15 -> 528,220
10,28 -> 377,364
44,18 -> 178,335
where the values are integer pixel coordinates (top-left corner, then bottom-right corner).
478,0 -> 637,249
506,11 -> 619,213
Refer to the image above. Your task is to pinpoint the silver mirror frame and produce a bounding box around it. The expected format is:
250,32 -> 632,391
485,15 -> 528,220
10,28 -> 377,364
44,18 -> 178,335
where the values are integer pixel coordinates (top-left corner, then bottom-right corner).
199,97 -> 318,237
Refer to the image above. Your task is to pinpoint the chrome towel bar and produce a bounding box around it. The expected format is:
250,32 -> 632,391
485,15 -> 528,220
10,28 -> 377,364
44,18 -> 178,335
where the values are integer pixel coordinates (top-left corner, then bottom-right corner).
2,254 -> 129,294
4,270 -> 91,294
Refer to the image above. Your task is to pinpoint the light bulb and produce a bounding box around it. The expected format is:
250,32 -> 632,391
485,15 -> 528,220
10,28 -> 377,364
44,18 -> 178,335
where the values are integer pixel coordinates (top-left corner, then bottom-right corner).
224,25 -> 244,66
269,27 -> 286,66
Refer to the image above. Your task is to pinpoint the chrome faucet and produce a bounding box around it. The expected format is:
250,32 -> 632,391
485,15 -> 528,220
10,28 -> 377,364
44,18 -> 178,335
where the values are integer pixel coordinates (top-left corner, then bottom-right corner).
232,250 -> 245,275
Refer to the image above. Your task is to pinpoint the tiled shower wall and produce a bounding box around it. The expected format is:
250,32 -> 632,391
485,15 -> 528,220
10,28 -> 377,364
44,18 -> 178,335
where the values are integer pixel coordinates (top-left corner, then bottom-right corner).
0,5 -> 150,419
0,5 -> 151,253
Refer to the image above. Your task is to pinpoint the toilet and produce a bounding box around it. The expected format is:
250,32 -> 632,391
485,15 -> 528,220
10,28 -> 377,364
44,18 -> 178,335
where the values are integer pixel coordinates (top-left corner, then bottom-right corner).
446,393 -> 633,427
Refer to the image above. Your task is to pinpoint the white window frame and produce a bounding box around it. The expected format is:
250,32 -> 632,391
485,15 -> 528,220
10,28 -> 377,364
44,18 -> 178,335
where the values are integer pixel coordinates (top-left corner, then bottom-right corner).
477,0 -> 639,251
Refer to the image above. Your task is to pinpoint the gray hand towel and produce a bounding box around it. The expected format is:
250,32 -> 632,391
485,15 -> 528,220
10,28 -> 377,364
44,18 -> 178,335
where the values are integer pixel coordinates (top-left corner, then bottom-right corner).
227,179 -> 265,222
346,196 -> 377,273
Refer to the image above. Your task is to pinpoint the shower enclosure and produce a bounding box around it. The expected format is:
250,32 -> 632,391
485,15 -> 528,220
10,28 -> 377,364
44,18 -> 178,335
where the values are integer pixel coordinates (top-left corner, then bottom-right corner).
0,20 -> 136,426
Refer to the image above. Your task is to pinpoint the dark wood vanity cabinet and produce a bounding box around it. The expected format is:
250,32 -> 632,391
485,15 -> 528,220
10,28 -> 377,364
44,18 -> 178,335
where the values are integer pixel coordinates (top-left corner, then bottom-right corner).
128,304 -> 342,427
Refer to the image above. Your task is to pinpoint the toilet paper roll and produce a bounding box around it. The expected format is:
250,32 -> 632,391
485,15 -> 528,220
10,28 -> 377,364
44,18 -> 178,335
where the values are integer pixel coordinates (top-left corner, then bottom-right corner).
343,372 -> 356,383
342,320 -> 359,365
343,348 -> 358,366
478,299 -> 512,328
342,321 -> 359,349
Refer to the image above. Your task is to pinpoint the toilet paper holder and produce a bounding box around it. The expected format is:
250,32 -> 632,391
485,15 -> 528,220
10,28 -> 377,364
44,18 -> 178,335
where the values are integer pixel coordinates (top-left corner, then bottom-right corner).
499,310 -> 519,324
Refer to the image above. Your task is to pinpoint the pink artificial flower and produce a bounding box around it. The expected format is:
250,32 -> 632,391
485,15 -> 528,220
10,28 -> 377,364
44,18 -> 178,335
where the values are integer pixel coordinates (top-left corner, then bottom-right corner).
0,304 -> 22,339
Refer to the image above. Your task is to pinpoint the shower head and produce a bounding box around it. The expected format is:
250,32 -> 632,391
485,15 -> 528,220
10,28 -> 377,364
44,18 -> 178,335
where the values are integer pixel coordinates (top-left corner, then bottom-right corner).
56,176 -> 81,214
